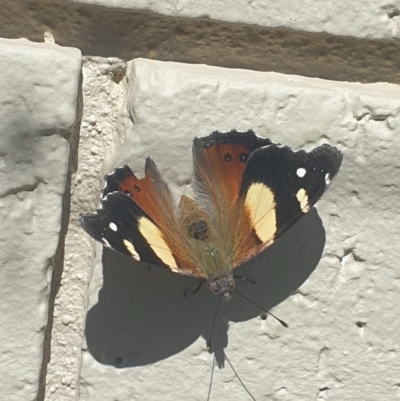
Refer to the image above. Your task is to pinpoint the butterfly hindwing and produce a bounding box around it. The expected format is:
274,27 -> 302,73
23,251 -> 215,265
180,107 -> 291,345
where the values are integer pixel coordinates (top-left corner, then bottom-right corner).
192,130 -> 273,212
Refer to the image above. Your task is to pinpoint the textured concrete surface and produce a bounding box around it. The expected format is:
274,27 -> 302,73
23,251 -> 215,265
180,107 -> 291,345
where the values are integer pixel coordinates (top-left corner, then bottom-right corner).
0,38 -> 81,401
2,1 -> 400,84
65,0 -> 400,40
44,57 -> 128,401
2,1 -> 400,400
77,59 -> 400,400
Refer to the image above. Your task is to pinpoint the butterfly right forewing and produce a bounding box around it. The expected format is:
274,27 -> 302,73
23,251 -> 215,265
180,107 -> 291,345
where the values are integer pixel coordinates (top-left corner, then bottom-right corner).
231,143 -> 343,267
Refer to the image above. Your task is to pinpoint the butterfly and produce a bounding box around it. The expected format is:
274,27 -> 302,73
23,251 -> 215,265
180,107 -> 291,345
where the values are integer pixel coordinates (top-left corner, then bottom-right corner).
80,129 -> 342,301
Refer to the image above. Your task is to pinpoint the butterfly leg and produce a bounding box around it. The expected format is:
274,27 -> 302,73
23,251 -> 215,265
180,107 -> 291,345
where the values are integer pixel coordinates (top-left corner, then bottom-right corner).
184,281 -> 204,298
234,275 -> 256,285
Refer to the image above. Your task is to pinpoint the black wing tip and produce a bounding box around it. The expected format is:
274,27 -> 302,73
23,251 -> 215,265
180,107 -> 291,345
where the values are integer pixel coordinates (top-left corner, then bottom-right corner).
102,164 -> 134,198
79,192 -> 136,243
79,211 -> 94,226
103,164 -> 132,181
312,143 -> 343,173
315,142 -> 343,156
79,211 -> 100,240
270,142 -> 343,170
80,191 -> 131,224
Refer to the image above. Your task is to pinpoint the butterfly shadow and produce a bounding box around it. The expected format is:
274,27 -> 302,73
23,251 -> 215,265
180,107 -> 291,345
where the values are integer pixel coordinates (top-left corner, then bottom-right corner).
84,208 -> 325,369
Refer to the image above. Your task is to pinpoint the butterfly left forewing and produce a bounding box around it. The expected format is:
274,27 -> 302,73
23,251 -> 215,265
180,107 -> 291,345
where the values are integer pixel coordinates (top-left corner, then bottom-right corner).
81,191 -> 174,267
81,160 -> 205,278
232,143 -> 343,267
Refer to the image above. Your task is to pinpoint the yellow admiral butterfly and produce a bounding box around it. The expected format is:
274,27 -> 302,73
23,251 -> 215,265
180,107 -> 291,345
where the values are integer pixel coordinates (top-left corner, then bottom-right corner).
80,129 -> 342,303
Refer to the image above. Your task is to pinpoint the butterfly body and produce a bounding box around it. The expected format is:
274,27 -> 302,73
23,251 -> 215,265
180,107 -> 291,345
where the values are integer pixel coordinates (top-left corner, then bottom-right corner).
81,130 -> 342,301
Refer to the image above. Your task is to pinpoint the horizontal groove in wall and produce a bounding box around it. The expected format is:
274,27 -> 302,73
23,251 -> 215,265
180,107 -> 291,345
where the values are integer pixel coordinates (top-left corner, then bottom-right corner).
2,0 -> 400,84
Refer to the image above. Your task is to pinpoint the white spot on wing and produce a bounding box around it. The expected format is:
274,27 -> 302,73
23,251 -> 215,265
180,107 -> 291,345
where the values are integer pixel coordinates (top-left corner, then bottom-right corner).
296,167 -> 306,178
102,238 -> 112,248
109,222 -> 118,231
99,194 -> 110,209
325,173 -> 331,185
123,240 -> 140,259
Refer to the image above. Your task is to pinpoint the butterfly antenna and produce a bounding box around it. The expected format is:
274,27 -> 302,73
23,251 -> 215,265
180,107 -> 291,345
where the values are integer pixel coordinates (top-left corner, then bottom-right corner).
233,288 -> 288,328
224,350 -> 256,401
207,296 -> 221,348
206,353 -> 216,401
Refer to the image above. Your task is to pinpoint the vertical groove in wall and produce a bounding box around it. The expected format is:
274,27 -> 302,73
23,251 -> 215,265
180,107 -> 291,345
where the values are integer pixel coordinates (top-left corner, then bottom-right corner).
37,84 -> 83,401
42,58 -> 128,401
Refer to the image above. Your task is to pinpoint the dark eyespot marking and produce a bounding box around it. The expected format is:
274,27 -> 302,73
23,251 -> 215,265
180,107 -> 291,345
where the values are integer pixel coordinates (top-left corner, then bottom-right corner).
134,185 -> 141,193
239,152 -> 249,163
224,153 -> 232,162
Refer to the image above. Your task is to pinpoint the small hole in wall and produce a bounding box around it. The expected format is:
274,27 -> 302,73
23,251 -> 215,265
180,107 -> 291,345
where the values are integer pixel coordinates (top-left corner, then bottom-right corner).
110,64 -> 127,84
387,9 -> 400,19
260,314 -> 267,321
356,321 -> 366,328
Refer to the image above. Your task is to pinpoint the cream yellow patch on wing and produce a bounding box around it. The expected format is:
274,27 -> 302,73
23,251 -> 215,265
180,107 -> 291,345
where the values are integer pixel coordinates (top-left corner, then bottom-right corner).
296,188 -> 310,213
123,239 -> 140,259
138,217 -> 179,272
245,182 -> 277,243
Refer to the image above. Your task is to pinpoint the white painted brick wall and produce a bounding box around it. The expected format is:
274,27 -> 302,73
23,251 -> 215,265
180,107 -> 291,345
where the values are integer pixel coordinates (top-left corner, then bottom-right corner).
76,59 -> 400,401
0,38 -> 81,401
0,2 -> 399,401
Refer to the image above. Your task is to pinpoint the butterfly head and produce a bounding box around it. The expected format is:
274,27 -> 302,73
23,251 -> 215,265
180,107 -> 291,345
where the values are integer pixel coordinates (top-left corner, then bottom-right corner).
207,274 -> 235,301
